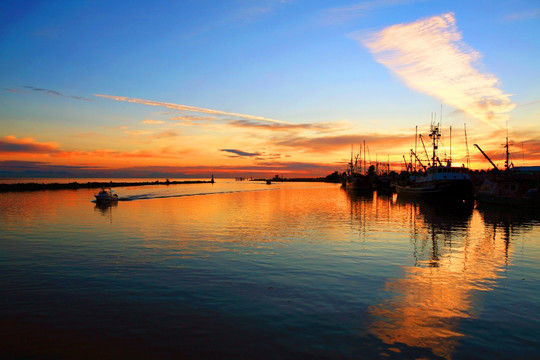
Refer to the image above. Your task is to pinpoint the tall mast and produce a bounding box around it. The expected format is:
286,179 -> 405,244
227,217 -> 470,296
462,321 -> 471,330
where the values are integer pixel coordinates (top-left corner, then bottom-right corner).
363,139 -> 366,174
429,122 -> 441,166
464,123 -> 470,168
450,125 -> 452,165
415,125 -> 418,172
350,144 -> 353,175
505,119 -> 510,170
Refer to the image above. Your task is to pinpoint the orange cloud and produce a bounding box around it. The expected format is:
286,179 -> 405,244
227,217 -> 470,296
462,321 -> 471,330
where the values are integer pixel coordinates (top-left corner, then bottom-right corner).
274,133 -> 414,152
123,130 -> 154,135
357,13 -> 515,128
152,130 -> 179,139
227,119 -> 333,132
141,119 -> 165,124
0,135 -> 60,154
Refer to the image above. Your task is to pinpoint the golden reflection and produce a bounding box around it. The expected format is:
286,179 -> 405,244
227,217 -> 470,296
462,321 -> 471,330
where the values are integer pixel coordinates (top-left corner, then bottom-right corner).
94,201 -> 118,223
363,197 -> 509,359
128,185 -> 352,254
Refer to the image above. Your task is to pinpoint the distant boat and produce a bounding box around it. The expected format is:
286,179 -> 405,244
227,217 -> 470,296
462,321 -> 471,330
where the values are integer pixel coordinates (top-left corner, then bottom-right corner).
94,187 -> 119,203
396,123 -> 473,200
343,141 -> 375,192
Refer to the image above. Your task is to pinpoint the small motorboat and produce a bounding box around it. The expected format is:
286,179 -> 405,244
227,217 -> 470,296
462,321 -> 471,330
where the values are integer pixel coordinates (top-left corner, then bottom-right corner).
94,187 -> 119,203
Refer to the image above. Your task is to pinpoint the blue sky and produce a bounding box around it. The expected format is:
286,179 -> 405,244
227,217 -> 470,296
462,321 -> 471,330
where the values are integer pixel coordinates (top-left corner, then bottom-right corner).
1,0 -> 539,177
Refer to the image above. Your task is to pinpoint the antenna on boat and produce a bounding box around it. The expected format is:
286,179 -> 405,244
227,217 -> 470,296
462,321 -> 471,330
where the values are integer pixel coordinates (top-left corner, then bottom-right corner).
415,125 -> 418,172
450,125 -> 452,165
503,118 -> 514,170
363,140 -> 366,175
464,123 -> 470,168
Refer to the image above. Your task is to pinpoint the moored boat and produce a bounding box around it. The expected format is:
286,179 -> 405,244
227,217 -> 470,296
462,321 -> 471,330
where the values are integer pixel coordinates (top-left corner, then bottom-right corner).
342,142 -> 375,192
476,174 -> 539,207
474,131 -> 540,207
396,165 -> 473,198
396,123 -> 473,200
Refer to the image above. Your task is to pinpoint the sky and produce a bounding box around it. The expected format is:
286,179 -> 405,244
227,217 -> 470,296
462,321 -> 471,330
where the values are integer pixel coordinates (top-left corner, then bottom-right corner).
1,0 -> 539,178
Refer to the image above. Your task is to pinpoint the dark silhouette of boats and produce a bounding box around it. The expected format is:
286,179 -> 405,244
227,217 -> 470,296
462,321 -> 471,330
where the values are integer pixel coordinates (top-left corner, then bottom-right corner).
396,123 -> 473,200
342,141 -> 375,193
474,136 -> 540,207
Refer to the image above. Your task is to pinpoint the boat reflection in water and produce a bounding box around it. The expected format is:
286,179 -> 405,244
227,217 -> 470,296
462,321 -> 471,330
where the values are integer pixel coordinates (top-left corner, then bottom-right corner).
363,196 -> 510,359
94,200 -> 118,223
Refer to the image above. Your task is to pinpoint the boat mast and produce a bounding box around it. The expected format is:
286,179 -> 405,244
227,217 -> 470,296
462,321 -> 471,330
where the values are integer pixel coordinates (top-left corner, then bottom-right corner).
429,122 -> 441,167
504,119 -> 510,170
419,134 -> 430,167
363,140 -> 366,175
414,125 -> 418,172
450,125 -> 452,166
464,123 -> 470,168
350,144 -> 353,175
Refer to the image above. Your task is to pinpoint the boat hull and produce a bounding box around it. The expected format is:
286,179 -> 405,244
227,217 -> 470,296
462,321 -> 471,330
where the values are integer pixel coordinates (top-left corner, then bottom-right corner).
397,179 -> 473,199
477,190 -> 539,207
95,195 -> 118,203
345,176 -> 374,192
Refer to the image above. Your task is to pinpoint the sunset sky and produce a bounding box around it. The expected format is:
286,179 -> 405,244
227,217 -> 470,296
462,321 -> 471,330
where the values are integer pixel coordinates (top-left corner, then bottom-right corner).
1,0 -> 539,178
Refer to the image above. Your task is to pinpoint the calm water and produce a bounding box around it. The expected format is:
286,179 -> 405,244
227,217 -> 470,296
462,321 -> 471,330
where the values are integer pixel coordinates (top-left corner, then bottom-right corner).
1,179 -> 539,359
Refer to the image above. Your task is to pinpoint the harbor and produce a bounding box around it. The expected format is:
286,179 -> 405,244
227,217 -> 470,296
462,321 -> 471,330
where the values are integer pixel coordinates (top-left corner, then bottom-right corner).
2,1 -> 539,359
1,179 -> 539,359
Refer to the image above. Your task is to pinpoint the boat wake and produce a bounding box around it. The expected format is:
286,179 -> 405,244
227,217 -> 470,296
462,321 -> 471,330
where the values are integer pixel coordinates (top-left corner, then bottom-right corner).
118,188 -> 274,202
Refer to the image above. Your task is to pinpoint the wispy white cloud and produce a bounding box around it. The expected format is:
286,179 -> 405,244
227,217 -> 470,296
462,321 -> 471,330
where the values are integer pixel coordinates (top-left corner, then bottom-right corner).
95,94 -> 294,125
504,9 -> 540,22
323,0 -> 425,25
355,13 -> 515,127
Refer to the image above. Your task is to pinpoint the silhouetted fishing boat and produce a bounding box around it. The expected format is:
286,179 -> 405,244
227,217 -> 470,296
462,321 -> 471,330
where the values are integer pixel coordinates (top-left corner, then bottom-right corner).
396,123 -> 473,200
474,137 -> 540,207
94,187 -> 119,203
343,141 -> 375,192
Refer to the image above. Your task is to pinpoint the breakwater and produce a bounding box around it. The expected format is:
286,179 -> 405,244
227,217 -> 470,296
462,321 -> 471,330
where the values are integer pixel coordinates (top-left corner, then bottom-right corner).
0,179 -> 213,192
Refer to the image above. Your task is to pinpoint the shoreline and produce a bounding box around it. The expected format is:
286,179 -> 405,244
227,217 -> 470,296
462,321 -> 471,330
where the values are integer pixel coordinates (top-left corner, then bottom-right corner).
0,179 -> 213,192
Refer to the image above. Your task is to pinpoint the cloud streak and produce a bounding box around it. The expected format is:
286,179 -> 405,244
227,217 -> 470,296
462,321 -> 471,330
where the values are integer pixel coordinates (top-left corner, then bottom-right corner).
274,133 -> 414,152
356,13 -> 515,127
227,119 -> 333,132
220,149 -> 261,157
504,9 -> 540,22
95,94 -> 295,125
324,0 -> 424,25
23,86 -> 93,101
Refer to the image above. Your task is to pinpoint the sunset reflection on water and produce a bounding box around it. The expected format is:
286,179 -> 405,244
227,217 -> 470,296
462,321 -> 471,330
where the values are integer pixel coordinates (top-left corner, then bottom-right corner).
366,197 -> 536,359
0,181 -> 539,359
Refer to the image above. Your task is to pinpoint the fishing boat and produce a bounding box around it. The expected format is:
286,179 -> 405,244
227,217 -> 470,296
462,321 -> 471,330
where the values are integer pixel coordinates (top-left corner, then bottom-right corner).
474,137 -> 540,207
94,187 -> 119,203
342,142 -> 375,192
396,123 -> 473,200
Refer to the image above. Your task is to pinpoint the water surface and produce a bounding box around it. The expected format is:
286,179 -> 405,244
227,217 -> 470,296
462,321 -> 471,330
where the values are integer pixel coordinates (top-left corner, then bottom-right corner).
1,180 -> 539,359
